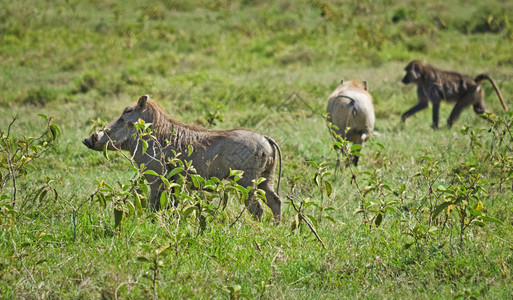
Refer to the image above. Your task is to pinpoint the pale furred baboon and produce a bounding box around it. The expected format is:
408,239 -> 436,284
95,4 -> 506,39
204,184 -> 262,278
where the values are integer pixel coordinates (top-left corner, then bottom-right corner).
327,79 -> 375,166
401,60 -> 508,129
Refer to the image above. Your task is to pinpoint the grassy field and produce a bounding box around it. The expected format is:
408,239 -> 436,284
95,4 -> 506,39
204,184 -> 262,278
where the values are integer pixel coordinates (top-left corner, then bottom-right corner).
1,0 -> 513,298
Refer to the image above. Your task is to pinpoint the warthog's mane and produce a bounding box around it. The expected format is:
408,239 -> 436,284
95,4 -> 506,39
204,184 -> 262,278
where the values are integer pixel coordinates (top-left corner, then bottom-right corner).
146,100 -> 228,151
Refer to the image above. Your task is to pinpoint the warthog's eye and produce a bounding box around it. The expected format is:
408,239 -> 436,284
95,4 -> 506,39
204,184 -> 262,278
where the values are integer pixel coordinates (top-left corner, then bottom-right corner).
123,107 -> 133,114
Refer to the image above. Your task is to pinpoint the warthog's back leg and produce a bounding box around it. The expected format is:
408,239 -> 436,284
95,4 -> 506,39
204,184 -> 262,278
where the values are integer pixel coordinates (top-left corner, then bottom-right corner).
257,164 -> 282,222
238,174 -> 264,221
260,181 -> 281,222
244,190 -> 264,221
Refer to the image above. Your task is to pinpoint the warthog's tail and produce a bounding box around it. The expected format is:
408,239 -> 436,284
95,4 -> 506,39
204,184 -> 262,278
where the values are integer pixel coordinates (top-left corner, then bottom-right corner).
266,136 -> 282,196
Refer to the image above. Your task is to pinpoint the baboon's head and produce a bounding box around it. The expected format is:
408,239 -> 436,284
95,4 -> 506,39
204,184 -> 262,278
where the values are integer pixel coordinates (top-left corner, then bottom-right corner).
401,60 -> 423,85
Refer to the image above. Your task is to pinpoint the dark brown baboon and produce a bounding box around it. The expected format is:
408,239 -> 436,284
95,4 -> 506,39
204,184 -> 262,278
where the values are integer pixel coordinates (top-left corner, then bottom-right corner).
400,60 -> 508,129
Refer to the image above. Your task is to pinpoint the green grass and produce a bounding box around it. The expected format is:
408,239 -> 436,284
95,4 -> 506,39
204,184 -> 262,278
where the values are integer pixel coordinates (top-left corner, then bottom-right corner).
1,0 -> 513,298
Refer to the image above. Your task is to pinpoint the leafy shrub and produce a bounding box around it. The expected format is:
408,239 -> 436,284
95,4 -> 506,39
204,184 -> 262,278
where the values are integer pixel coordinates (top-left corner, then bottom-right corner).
0,114 -> 60,224
71,71 -> 99,94
470,5 -> 512,34
142,4 -> 167,21
162,0 -> 195,12
405,36 -> 428,53
20,87 -> 58,106
391,7 -> 409,23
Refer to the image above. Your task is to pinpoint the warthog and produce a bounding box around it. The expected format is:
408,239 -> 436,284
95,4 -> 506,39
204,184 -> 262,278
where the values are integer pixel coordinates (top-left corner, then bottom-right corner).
83,95 -> 282,221
326,80 -> 376,166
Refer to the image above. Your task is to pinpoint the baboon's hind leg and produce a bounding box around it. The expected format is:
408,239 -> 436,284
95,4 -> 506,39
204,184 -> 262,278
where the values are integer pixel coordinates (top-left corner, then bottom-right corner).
447,101 -> 471,128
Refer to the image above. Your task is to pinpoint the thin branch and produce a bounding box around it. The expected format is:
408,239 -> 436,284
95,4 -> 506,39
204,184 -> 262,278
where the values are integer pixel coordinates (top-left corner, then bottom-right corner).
10,230 -> 37,285
229,205 -> 247,229
286,194 -> 326,249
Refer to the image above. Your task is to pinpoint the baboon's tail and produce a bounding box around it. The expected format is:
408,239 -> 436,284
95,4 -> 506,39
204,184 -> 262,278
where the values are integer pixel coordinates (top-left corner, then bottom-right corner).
266,137 -> 282,196
475,74 -> 508,112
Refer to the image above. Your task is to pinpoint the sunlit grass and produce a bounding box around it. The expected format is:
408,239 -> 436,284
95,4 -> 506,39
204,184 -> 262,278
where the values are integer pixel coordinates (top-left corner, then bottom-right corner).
1,0 -> 512,298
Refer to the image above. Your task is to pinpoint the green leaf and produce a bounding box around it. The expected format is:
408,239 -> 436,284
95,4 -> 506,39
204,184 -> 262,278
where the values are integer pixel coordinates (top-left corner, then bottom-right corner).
306,161 -> 319,168
420,155 -> 432,161
103,182 -> 114,192
35,187 -> 47,202
324,215 -> 336,224
160,191 -> 169,209
141,139 -> 148,154
102,143 -> 109,160
381,184 -> 392,191
182,205 -> 198,219
140,244 -> 153,252
290,214 -> 299,232
114,208 -> 124,228
156,243 -> 173,256
350,144 -> 362,151
374,213 -> 383,226
230,169 -> 244,181
332,141 -> 342,149
96,193 -> 106,210
432,201 -> 452,219
159,175 -> 170,187
306,214 -> 318,228
143,170 -> 160,177
140,183 -> 149,196
472,220 -> 486,227
478,215 -> 504,225
134,193 -> 143,215
137,256 -> 150,263
469,207 -> 483,216
353,208 -> 365,215
313,174 -> 320,187
50,124 -> 60,140
234,185 -> 249,200
324,181 -> 332,197
428,226 -> 438,233
168,167 -> 184,178
126,199 -> 135,215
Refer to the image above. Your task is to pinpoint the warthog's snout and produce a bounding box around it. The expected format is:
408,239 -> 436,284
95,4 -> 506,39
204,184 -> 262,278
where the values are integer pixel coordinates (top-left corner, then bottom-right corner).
82,138 -> 93,149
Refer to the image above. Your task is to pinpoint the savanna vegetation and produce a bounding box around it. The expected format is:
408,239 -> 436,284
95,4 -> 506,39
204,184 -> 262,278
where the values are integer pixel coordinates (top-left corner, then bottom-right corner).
1,0 -> 513,298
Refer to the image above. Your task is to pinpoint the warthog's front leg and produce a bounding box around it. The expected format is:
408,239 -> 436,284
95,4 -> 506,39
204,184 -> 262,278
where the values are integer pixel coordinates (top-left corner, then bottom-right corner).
145,173 -> 165,211
148,183 -> 163,211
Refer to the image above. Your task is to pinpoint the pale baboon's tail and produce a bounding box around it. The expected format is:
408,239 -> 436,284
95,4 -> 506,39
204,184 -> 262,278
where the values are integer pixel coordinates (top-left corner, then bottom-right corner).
475,74 -> 508,112
266,137 -> 282,196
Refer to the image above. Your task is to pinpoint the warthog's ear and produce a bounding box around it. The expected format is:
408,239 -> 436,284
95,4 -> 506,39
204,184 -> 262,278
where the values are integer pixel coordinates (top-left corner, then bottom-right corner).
340,79 -> 344,85
137,95 -> 149,108
363,81 -> 368,91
